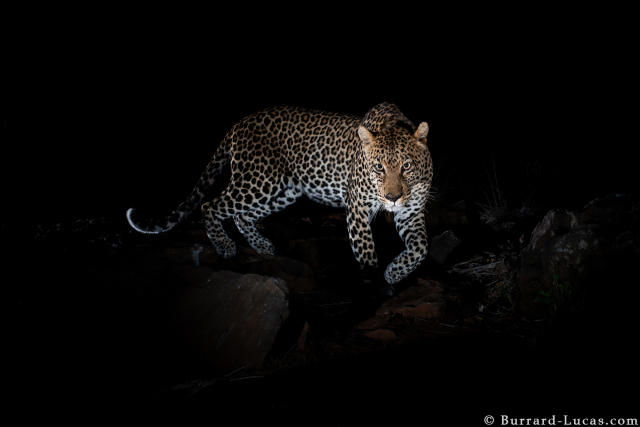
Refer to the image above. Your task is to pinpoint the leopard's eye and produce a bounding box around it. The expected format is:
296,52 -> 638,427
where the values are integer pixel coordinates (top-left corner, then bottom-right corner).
402,161 -> 412,171
374,163 -> 385,172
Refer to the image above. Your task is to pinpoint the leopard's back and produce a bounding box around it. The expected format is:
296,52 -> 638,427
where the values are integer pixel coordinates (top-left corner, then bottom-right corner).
228,105 -> 361,207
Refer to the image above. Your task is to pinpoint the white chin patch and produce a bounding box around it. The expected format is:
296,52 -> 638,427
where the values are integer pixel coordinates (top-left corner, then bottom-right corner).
384,204 -> 403,213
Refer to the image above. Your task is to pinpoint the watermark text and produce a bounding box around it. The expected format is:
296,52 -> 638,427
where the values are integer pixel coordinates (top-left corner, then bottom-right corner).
483,415 -> 638,426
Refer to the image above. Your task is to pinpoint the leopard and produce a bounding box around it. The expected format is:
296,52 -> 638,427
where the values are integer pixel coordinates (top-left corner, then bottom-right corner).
126,102 -> 434,285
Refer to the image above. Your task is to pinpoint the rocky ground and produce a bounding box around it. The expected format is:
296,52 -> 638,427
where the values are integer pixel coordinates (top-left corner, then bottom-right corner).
4,194 -> 639,422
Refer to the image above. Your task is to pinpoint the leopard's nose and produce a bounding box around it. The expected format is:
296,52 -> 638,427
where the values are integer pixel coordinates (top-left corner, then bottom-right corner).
385,192 -> 401,202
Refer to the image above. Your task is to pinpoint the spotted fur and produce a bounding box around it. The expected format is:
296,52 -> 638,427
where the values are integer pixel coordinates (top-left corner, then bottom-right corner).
127,103 -> 434,284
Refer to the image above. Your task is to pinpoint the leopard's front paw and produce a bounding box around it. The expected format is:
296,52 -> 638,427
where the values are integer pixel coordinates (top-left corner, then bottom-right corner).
252,239 -> 275,256
215,240 -> 237,259
384,263 -> 405,285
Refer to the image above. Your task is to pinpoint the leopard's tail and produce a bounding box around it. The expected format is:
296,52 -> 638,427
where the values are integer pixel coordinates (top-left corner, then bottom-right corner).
126,136 -> 230,234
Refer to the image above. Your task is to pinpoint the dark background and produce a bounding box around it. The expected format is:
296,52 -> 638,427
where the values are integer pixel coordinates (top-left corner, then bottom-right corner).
3,8 -> 636,227
3,6 -> 638,423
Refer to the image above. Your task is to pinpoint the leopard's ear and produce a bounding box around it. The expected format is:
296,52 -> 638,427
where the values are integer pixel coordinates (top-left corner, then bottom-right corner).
414,122 -> 429,149
358,125 -> 375,147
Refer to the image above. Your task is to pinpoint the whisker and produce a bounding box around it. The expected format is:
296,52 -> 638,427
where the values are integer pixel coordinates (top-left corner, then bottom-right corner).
369,200 -> 384,223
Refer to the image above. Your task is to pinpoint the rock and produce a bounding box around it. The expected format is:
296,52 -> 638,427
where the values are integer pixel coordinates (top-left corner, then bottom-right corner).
518,194 -> 640,318
578,193 -> 637,230
363,329 -> 397,342
354,279 -> 445,341
174,270 -> 289,375
393,301 -> 443,319
429,230 -> 461,264
526,209 -> 579,252
358,278 -> 446,327
518,209 -> 599,318
162,238 -> 317,292
377,278 -> 445,319
354,316 -> 389,331
239,255 -> 316,292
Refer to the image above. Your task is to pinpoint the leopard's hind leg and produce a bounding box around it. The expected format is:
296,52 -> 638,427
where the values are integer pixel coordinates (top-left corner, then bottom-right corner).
201,199 -> 237,259
202,180 -> 302,258
234,182 -> 302,255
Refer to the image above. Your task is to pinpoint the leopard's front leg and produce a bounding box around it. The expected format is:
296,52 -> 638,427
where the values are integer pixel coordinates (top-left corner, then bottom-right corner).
345,200 -> 378,270
384,208 -> 429,284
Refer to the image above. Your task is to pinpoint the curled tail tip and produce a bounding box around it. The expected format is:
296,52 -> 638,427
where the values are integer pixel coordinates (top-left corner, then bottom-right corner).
126,207 -> 162,234
126,208 -> 142,232
126,207 -> 135,224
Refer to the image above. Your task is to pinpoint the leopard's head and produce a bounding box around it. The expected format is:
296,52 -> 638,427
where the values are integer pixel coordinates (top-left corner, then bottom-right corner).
358,122 -> 433,212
